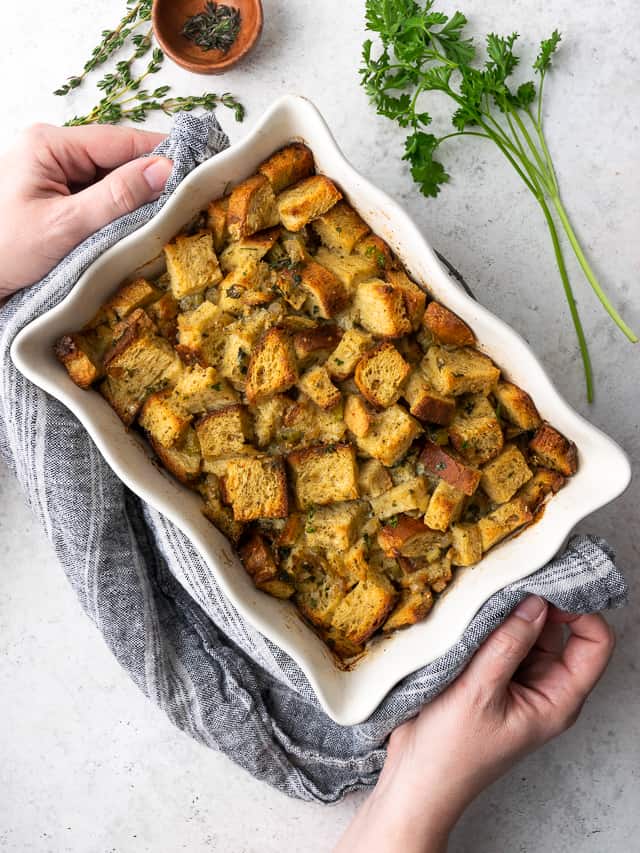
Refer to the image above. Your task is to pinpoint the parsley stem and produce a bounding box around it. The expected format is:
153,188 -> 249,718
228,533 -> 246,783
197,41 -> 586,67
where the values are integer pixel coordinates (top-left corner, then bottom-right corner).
509,109 -> 552,189
551,196 -> 638,343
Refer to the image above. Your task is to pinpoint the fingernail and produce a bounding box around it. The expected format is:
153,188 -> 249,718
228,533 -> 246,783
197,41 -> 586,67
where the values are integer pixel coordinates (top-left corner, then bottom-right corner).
514,595 -> 546,622
143,158 -> 172,193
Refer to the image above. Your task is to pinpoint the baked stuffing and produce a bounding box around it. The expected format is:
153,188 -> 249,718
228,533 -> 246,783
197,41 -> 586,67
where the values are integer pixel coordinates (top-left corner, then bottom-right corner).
55,143 -> 578,662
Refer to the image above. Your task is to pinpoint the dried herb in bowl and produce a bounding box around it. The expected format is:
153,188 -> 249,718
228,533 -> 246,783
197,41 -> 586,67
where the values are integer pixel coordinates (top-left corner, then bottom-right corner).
182,1 -> 241,53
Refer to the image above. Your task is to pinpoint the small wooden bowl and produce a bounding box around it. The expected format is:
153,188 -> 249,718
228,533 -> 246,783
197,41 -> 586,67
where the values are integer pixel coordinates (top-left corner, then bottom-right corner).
152,0 -> 263,74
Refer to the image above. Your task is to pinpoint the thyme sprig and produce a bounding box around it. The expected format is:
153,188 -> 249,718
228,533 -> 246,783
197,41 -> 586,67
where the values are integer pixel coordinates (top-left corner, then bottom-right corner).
182,1 -> 241,53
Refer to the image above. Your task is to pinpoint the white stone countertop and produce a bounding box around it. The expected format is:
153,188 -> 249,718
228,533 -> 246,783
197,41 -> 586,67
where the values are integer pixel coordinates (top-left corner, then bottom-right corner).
1,0 -> 638,850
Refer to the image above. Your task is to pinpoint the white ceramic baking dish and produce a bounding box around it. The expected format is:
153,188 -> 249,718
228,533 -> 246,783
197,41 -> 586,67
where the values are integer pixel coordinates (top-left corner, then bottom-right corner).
11,95 -> 631,725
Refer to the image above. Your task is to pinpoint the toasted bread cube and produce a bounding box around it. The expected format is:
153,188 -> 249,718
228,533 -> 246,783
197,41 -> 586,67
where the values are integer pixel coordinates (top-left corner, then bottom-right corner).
176,300 -> 233,368
397,551 -> 453,593
330,572 -> 397,644
277,175 -> 342,232
139,390 -> 191,448
220,328 -> 253,390
150,426 -> 201,485
223,456 -> 288,521
423,301 -> 475,346
227,174 -> 279,241
480,444 -> 533,504
517,468 -> 565,511
296,571 -> 347,628
303,501 -> 369,551
326,328 -> 373,381
353,279 -> 412,338
198,473 -> 244,543
172,364 -> 238,413
386,270 -> 426,330
281,397 -> 346,448
195,405 -> 253,458
107,277 -> 162,323
529,424 -> 578,476
288,443 -> 359,509
206,196 -> 229,252
271,263 -> 308,310
259,579 -> 295,599
297,365 -> 341,410
258,142 -> 315,193
383,588 -> 433,632
369,476 -> 429,520
356,404 -> 422,467
478,498 -> 533,551
344,394 -> 373,438
314,247 -> 379,294
55,325 -> 113,388
298,258 -> 349,319
217,259 -> 272,314
422,346 -> 500,396
450,522 -> 482,566
354,342 -> 411,408
424,480 -> 466,531
251,395 -> 289,448
493,380 -> 541,431
354,234 -> 394,271
377,515 -> 443,557
239,533 -> 280,586
311,201 -> 370,254
146,292 -> 179,341
245,327 -> 298,403
419,440 -> 481,496
164,231 -> 222,299
292,324 -> 342,367
403,371 -> 455,425
219,227 -> 281,272
357,459 -> 393,498
449,401 -> 504,465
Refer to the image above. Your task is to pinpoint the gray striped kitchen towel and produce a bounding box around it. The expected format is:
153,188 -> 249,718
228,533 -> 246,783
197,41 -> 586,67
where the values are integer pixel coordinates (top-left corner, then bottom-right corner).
0,111 -> 628,803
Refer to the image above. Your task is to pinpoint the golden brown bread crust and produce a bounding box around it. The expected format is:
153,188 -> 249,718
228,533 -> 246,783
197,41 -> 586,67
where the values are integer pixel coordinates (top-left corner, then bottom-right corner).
528,423 -> 578,476
419,440 -> 481,496
423,301 -> 476,346
258,142 -> 315,194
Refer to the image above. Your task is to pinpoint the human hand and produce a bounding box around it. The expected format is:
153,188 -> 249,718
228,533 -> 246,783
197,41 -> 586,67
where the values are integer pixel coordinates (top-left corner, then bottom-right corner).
336,597 -> 615,853
0,123 -> 173,300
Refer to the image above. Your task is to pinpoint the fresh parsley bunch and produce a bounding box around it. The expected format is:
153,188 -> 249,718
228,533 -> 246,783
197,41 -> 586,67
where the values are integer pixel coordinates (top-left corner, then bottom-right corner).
360,0 -> 637,401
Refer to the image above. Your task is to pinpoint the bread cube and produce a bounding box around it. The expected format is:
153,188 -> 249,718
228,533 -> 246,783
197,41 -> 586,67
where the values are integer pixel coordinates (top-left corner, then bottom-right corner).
277,175 -> 342,231
386,270 -> 426,330
529,424 -> 578,476
297,365 -> 341,410
146,292 -> 179,341
239,532 -> 280,586
403,370 -> 455,425
478,498 -> 533,551
354,234 -> 394,271
296,570 -> 347,628
139,390 -> 191,448
219,227 -> 280,272
326,328 -> 373,381
377,515 -> 444,557
251,395 -> 289,448
227,174 -> 279,241
344,394 -> 373,438
198,473 -> 244,543
353,279 -> 412,338
424,480 -> 466,531
330,572 -> 397,644
287,443 -> 359,509
449,399 -> 504,465
303,501 -> 368,551
91,277 -> 162,327
357,459 -> 393,498
164,231 -> 222,299
245,327 -> 298,403
195,405 -> 253,458
176,300 -> 233,368
369,476 -> 429,519
354,342 -> 411,408
382,588 -> 433,632
258,142 -> 315,193
55,324 -> 113,388
480,444 -> 533,504
422,346 -> 500,396
299,258 -> 349,319
150,426 -> 201,484
293,324 -> 342,367
217,259 -> 272,314
171,364 -> 238,413
356,404 -> 422,467
517,467 -> 565,511
311,201 -> 370,255
449,522 -> 482,566
206,196 -> 229,252
418,440 -> 481,496
281,397 -> 346,448
314,246 -> 379,294
423,301 -> 475,346
223,456 -> 288,521
493,380 -> 541,431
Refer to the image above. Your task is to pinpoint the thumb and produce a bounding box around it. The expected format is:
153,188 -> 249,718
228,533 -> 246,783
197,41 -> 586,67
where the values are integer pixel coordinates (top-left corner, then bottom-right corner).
463,595 -> 548,695
68,155 -> 173,239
